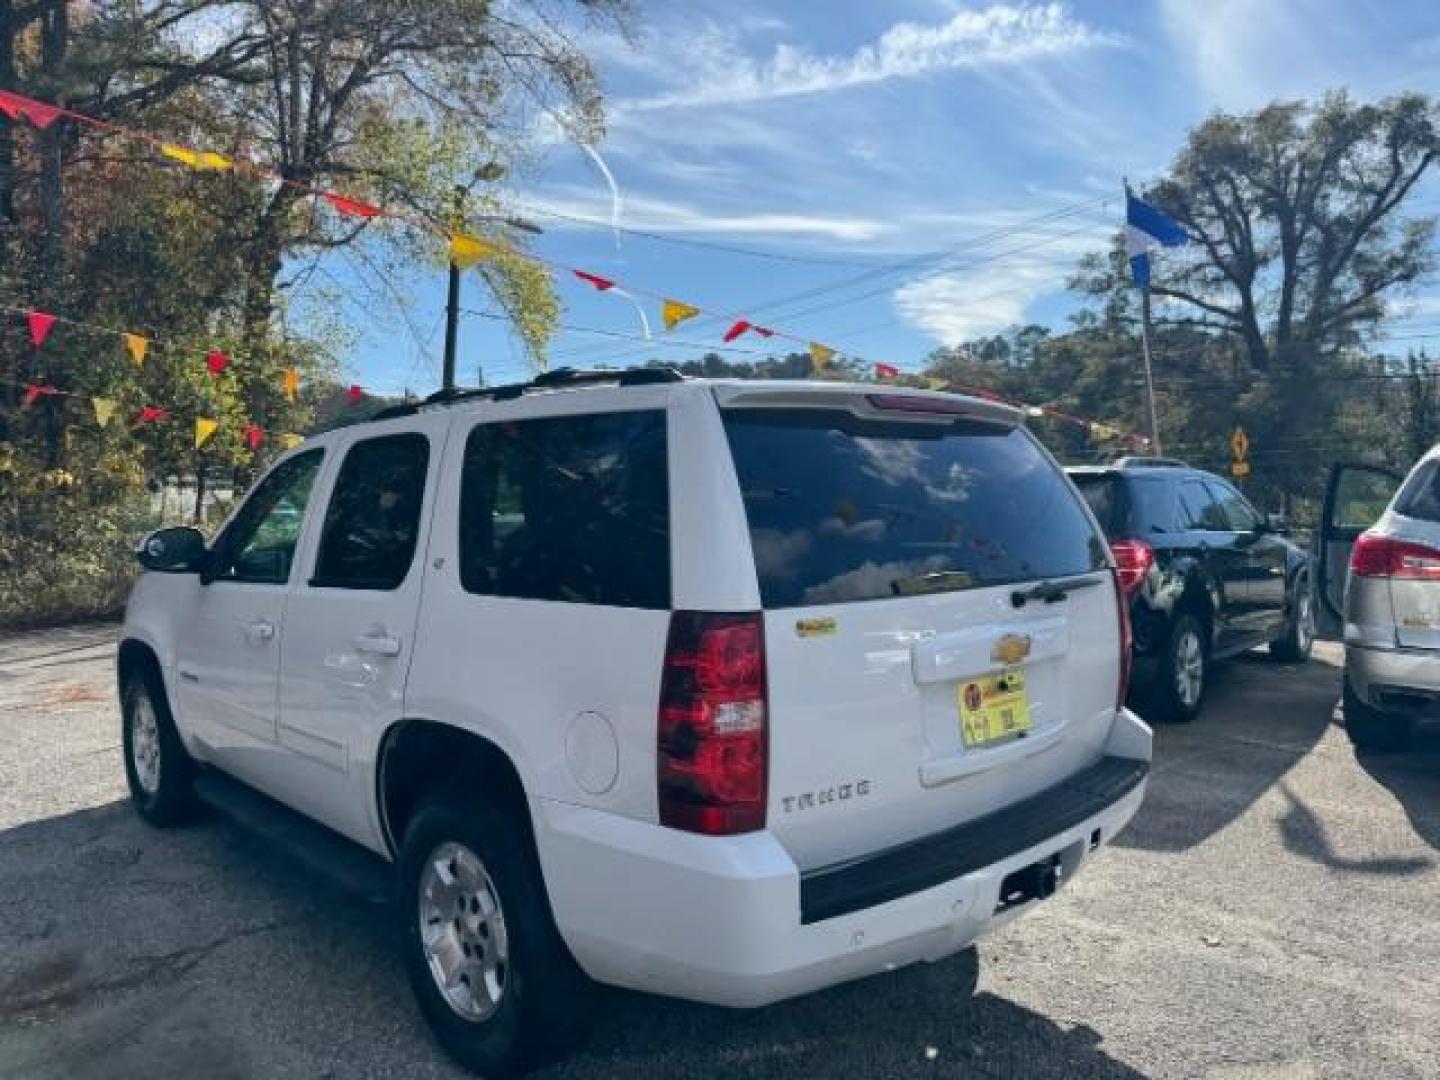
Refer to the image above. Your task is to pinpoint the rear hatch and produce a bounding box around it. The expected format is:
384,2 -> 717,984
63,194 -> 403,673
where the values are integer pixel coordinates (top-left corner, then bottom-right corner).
717,389 -> 1123,871
1381,460 -> 1440,651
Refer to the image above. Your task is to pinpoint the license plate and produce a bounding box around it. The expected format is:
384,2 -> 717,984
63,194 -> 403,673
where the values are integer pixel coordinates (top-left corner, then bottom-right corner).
959,668 -> 1032,747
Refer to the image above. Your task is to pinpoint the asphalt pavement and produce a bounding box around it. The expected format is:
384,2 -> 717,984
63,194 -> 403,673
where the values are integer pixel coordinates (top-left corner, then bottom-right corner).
1,624 -> 1437,1079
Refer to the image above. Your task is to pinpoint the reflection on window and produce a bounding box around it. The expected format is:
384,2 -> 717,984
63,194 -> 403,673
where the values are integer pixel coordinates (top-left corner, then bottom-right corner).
722,409 -> 1106,608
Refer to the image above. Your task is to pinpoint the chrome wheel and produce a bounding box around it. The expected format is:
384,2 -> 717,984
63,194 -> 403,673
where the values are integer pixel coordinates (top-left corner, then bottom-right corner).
1295,588 -> 1314,654
1174,630 -> 1204,709
130,692 -> 162,795
418,841 -> 509,1022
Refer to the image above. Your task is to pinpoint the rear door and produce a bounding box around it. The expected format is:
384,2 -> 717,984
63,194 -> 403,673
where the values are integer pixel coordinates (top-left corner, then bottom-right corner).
1178,479 -> 1250,647
716,393 -> 1122,871
273,420 -> 447,846
1316,463 -> 1404,640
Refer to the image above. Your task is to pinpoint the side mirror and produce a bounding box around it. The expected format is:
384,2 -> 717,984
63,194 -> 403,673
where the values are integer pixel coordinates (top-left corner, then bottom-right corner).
1265,512 -> 1290,536
136,526 -> 208,573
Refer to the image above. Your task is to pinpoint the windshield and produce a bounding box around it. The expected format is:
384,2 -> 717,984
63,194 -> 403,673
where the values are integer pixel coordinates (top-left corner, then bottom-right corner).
722,407 -> 1108,608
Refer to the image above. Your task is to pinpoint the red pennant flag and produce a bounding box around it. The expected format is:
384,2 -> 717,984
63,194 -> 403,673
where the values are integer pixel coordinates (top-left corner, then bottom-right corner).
723,320 -> 775,343
324,192 -> 382,219
27,310 -> 57,348
21,382 -> 59,409
874,362 -> 900,380
346,384 -> 363,405
136,406 -> 170,426
205,349 -> 230,376
0,90 -> 63,129
573,270 -> 615,292
243,423 -> 265,452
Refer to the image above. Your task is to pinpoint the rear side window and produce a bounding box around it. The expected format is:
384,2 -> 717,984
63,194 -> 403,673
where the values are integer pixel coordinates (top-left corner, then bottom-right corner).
1396,462 -> 1440,522
1179,480 -> 1228,531
722,408 -> 1108,608
459,410 -> 670,609
312,433 -> 430,590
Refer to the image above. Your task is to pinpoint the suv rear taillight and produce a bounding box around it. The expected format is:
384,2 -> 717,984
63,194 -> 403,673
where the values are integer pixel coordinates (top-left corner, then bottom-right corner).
1351,532 -> 1440,580
1110,538 -> 1154,595
1111,569 -> 1133,709
658,612 -> 768,835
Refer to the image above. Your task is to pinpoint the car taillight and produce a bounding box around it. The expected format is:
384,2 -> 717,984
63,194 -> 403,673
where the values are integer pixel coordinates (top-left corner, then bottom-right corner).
658,612 -> 767,835
1111,569 -> 1132,710
1109,538 -> 1154,596
1351,532 -> 1440,580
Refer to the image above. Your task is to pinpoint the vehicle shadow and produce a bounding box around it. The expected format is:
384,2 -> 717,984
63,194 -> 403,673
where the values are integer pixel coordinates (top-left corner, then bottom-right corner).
0,798 -> 1147,1080
1353,724 -> 1440,855
1116,650 -> 1337,854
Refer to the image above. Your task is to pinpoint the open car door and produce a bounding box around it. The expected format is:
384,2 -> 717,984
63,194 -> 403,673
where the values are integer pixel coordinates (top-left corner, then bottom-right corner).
1315,462 -> 1404,640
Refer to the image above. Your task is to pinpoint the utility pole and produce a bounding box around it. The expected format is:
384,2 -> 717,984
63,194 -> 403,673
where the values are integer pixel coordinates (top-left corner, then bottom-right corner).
441,185 -> 465,394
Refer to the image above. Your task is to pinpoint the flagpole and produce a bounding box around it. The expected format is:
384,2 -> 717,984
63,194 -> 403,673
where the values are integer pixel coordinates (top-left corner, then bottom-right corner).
1139,283 -> 1163,456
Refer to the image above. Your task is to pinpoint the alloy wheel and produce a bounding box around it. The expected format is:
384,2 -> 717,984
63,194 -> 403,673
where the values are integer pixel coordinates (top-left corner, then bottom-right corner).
418,841 -> 510,1022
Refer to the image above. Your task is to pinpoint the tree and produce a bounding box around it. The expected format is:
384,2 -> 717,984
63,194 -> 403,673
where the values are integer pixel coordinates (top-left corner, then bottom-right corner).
1074,93 -> 1438,507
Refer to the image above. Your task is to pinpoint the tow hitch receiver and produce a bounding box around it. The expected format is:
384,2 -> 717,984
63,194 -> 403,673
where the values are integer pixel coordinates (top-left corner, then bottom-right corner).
996,854 -> 1063,913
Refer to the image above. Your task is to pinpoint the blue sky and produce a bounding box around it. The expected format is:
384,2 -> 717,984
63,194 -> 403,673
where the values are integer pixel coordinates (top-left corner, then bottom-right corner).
323,0 -> 1440,396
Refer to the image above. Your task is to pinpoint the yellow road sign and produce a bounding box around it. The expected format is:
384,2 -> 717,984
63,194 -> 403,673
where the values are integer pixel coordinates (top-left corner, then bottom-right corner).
1231,460 -> 1251,479
1230,427 -> 1250,461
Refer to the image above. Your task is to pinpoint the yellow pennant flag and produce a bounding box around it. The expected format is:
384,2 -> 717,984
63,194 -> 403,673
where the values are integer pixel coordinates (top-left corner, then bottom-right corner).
662,299 -> 700,331
122,332 -> 148,366
808,343 -> 835,371
91,397 -> 118,429
449,232 -> 499,269
195,418 -> 219,448
281,367 -> 299,403
161,144 -> 233,171
924,377 -> 949,391
280,433 -> 304,451
1090,421 -> 1121,441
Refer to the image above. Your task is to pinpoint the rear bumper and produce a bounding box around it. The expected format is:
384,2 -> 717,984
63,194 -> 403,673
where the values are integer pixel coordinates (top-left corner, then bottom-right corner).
1347,644 -> 1440,716
533,708 -> 1151,1007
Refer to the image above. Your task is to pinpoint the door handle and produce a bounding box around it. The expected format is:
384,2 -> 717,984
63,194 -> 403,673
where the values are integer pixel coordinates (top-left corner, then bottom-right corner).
244,619 -> 276,643
354,631 -> 402,657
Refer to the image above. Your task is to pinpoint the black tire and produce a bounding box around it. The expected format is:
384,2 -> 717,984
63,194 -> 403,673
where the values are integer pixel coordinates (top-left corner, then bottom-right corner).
398,786 -> 591,1077
120,665 -> 197,826
1269,573 -> 1315,662
1149,612 -> 1209,724
1343,679 -> 1412,752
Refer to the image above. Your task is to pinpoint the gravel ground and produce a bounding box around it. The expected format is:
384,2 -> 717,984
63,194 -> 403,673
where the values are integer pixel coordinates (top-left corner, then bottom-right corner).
1,623 -> 1437,1079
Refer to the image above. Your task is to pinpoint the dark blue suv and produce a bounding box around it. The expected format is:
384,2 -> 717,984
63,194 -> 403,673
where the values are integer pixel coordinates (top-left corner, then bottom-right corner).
1067,459 -> 1313,723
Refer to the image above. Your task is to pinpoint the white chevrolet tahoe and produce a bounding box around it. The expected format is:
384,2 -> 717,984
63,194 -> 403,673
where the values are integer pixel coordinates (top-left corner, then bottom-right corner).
118,368 -> 1151,1076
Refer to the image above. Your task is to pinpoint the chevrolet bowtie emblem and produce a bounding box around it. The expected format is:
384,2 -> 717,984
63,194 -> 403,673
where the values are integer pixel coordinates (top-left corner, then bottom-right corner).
991,633 -> 1032,665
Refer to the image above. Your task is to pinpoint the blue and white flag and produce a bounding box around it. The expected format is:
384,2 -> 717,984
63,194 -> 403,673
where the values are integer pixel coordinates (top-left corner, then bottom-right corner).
1126,191 -> 1187,287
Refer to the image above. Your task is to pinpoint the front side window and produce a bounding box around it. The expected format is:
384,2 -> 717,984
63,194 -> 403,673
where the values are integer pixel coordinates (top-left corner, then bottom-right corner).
722,408 -> 1107,608
311,433 -> 430,590
459,410 -> 670,609
214,449 -> 324,584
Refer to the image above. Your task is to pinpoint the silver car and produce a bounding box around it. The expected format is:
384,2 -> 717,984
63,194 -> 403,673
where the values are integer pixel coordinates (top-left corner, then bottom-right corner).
1317,453 -> 1440,750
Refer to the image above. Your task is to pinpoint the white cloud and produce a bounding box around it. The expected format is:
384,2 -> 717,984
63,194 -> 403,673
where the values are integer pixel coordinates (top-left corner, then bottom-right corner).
519,187 -> 886,242
891,225 -> 1104,341
613,3 -> 1120,114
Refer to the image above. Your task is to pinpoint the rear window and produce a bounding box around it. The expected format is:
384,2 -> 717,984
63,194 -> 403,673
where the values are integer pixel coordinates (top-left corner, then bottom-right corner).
722,408 -> 1108,608
1396,462 -> 1440,523
1071,474 -> 1126,535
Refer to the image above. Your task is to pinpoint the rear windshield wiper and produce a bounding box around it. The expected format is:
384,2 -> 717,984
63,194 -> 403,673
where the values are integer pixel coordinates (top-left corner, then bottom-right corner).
1011,574 -> 1102,608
